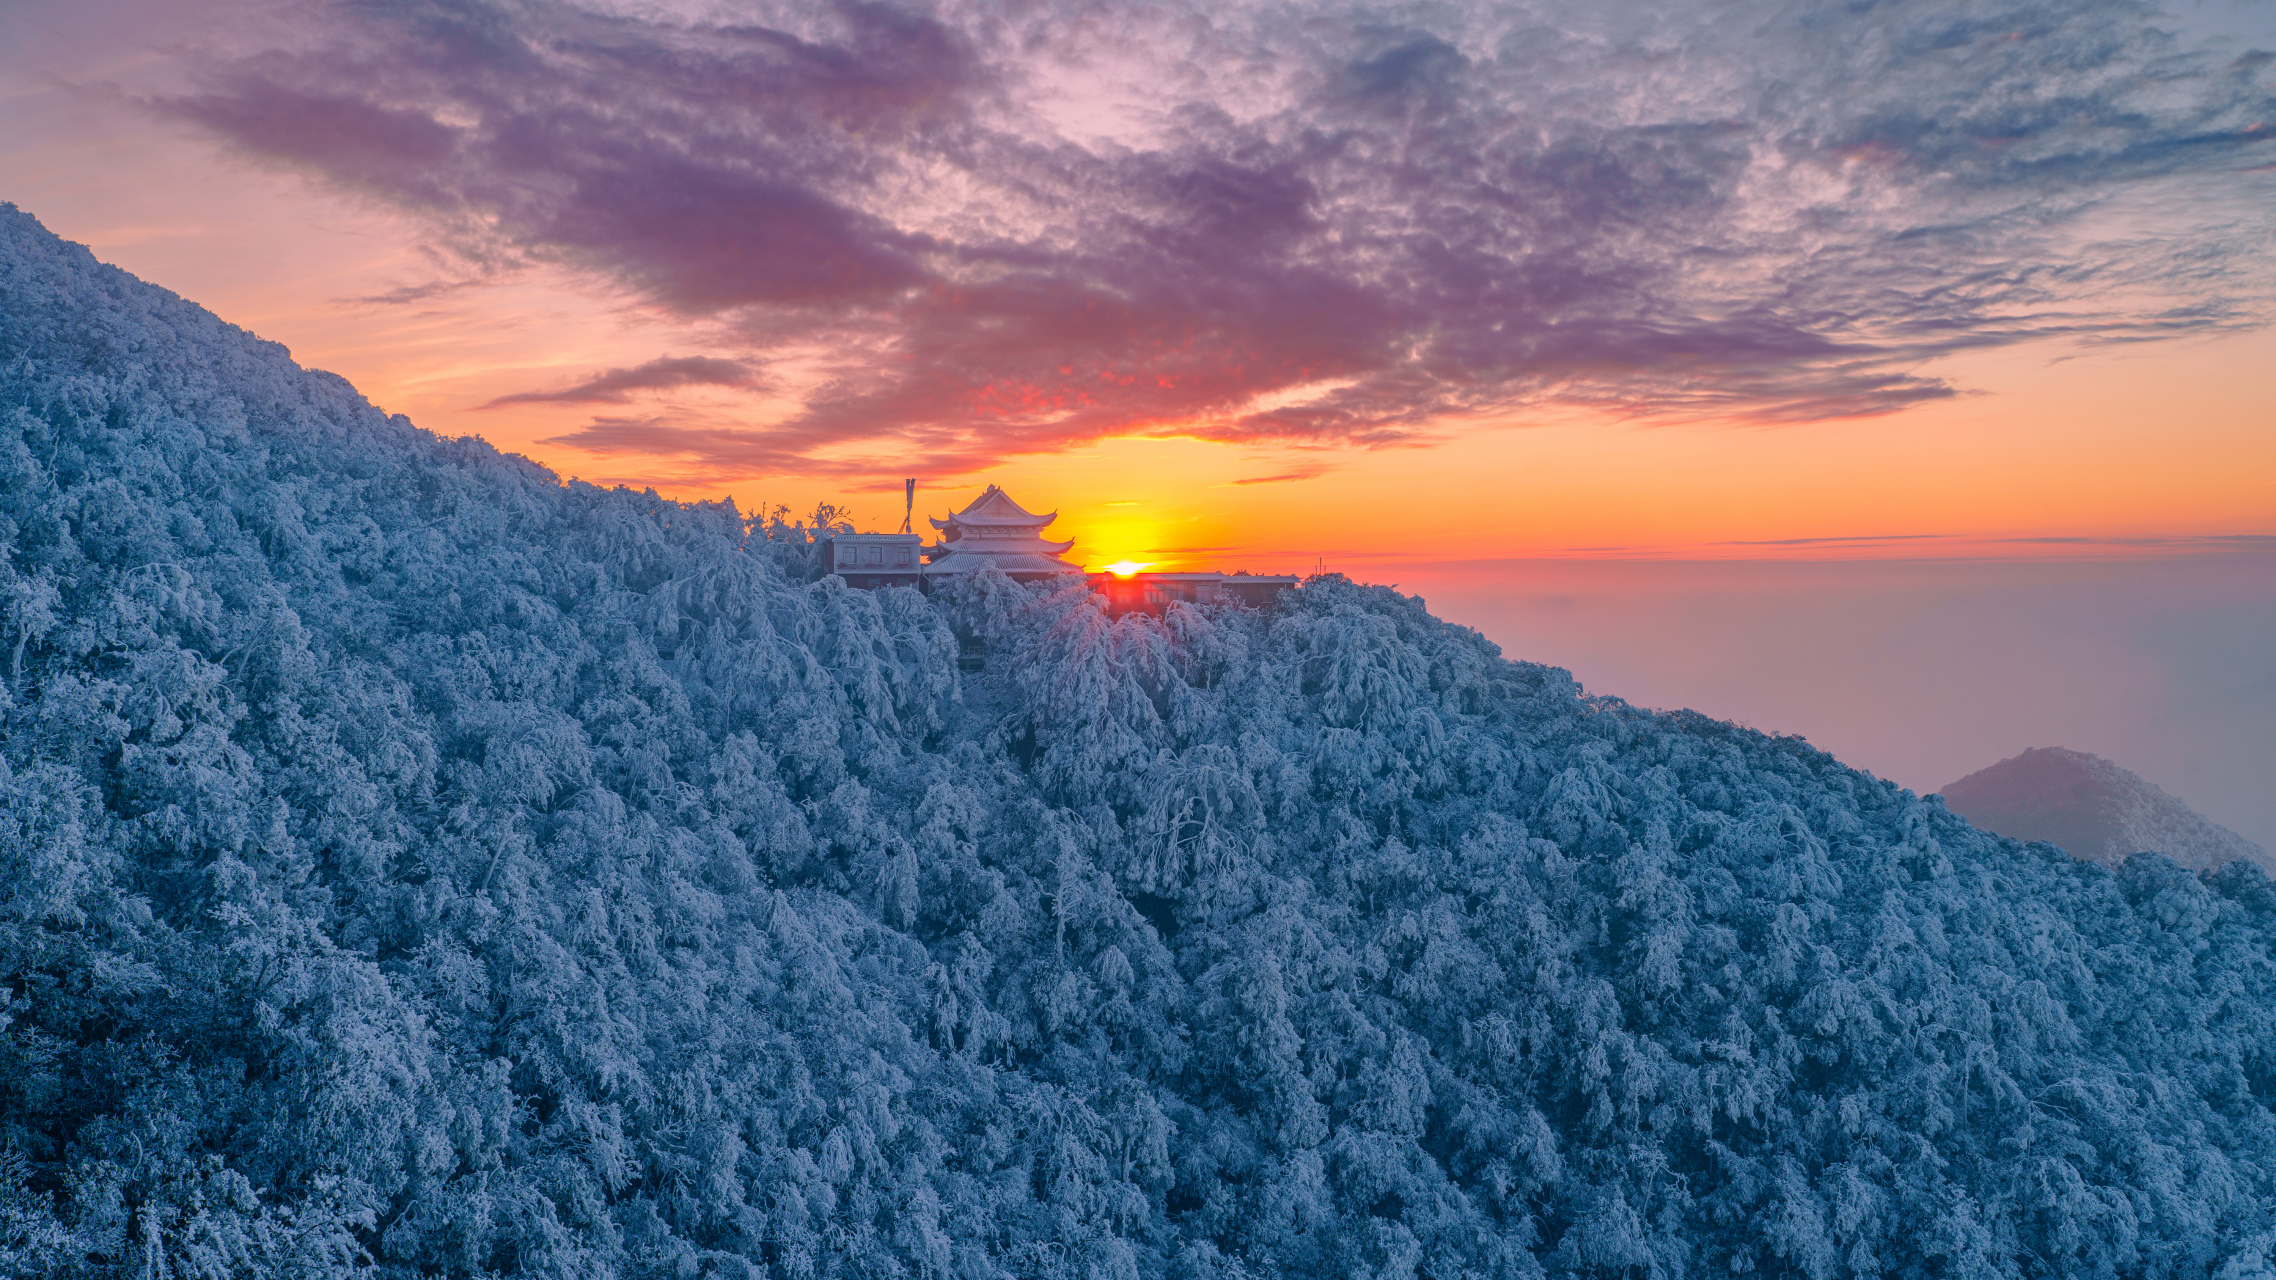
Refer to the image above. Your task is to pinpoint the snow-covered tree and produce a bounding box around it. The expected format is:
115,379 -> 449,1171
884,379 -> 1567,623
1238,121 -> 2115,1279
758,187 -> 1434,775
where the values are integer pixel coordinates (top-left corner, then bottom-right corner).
6,202 -> 2276,1278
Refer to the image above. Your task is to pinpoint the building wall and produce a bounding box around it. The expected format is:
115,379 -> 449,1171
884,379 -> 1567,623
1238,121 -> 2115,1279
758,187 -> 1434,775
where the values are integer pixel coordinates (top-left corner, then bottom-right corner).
824,534 -> 923,578
1092,573 -> 1297,616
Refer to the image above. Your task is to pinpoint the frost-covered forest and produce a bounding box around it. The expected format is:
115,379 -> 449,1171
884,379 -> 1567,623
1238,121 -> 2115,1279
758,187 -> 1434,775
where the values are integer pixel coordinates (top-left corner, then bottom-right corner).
6,203 -> 2276,1279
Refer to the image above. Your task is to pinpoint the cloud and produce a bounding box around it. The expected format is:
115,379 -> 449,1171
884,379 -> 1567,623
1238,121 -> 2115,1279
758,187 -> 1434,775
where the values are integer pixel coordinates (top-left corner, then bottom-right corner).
1718,534 -> 1954,547
1584,531 -> 2276,558
150,0 -> 2276,481
1228,465 -> 1331,486
1997,533 -> 2276,550
336,278 -> 490,307
480,356 -> 765,407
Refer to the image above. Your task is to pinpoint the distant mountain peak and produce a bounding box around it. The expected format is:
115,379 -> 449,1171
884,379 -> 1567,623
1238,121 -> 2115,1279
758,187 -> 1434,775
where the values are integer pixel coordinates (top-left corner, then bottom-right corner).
1942,745 -> 2270,872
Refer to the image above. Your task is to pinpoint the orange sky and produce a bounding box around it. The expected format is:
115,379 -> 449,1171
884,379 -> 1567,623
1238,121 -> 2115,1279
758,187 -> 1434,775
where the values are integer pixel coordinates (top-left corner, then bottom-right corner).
8,166 -> 2268,574
7,0 -> 2271,574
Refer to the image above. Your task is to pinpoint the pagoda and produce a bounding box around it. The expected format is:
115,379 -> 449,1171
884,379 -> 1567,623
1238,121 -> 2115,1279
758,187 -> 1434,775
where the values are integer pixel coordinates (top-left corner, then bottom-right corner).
923,485 -> 1080,581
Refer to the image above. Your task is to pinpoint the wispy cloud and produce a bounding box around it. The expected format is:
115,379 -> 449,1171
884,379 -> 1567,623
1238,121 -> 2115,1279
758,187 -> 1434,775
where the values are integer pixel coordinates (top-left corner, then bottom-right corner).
1997,533 -> 2276,549
336,278 -> 490,307
480,356 -> 764,408
151,0 -> 2276,482
1718,534 -> 1955,547
1580,531 -> 2276,559
1228,464 -> 1332,486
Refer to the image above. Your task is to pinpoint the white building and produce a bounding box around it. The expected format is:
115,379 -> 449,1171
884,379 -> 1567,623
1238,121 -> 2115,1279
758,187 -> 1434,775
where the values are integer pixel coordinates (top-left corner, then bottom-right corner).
820,485 -> 1297,613
820,531 -> 925,588
1093,570 -> 1300,616
921,485 -> 1081,581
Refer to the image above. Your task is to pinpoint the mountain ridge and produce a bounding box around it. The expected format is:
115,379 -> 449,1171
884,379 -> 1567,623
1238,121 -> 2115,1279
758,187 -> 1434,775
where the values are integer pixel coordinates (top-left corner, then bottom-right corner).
6,201 -> 2276,1279
1943,745 -> 2270,874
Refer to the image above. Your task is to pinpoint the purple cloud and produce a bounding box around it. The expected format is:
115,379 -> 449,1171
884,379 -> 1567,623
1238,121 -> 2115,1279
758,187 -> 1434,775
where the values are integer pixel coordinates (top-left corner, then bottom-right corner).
480,356 -> 765,408
150,0 -> 2276,482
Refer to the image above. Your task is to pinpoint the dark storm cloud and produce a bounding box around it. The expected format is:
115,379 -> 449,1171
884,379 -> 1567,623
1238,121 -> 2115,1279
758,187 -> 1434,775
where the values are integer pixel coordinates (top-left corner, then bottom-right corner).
479,355 -> 764,407
154,0 -> 2276,480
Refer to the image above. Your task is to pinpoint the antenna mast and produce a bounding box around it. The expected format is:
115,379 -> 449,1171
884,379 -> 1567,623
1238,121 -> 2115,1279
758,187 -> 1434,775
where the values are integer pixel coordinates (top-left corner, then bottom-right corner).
900,478 -> 915,534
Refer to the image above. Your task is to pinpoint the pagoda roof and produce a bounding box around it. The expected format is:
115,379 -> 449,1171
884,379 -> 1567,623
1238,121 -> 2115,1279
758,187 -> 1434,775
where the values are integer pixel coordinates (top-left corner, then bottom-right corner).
919,484 -> 1079,575
930,484 -> 1060,532
926,548 -> 1083,577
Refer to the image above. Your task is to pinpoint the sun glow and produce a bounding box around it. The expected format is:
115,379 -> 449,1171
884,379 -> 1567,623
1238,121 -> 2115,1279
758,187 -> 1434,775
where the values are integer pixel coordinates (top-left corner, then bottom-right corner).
1104,560 -> 1150,577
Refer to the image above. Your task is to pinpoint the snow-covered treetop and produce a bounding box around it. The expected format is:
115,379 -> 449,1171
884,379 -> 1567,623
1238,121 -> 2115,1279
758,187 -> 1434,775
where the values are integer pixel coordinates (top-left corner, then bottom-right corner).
7,202 -> 2276,1279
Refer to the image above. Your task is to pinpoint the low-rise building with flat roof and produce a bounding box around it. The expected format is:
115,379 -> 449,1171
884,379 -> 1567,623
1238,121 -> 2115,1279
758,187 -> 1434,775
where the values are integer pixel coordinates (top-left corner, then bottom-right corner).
821,532 -> 925,588
1092,570 -> 1300,616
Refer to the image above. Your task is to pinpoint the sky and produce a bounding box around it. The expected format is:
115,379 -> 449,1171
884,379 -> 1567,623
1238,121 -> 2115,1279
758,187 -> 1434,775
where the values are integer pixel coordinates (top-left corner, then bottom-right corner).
3,0 -> 2273,840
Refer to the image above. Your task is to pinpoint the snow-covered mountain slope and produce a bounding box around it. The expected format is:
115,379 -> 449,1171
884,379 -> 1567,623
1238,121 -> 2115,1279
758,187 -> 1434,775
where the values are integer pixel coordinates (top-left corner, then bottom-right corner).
8,201 -> 2276,1278
1943,746 -> 2270,873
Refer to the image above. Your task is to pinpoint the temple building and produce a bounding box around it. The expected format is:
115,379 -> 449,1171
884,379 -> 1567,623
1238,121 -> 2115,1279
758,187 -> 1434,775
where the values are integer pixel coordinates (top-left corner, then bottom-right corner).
921,485 -> 1082,581
817,483 -> 1298,615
